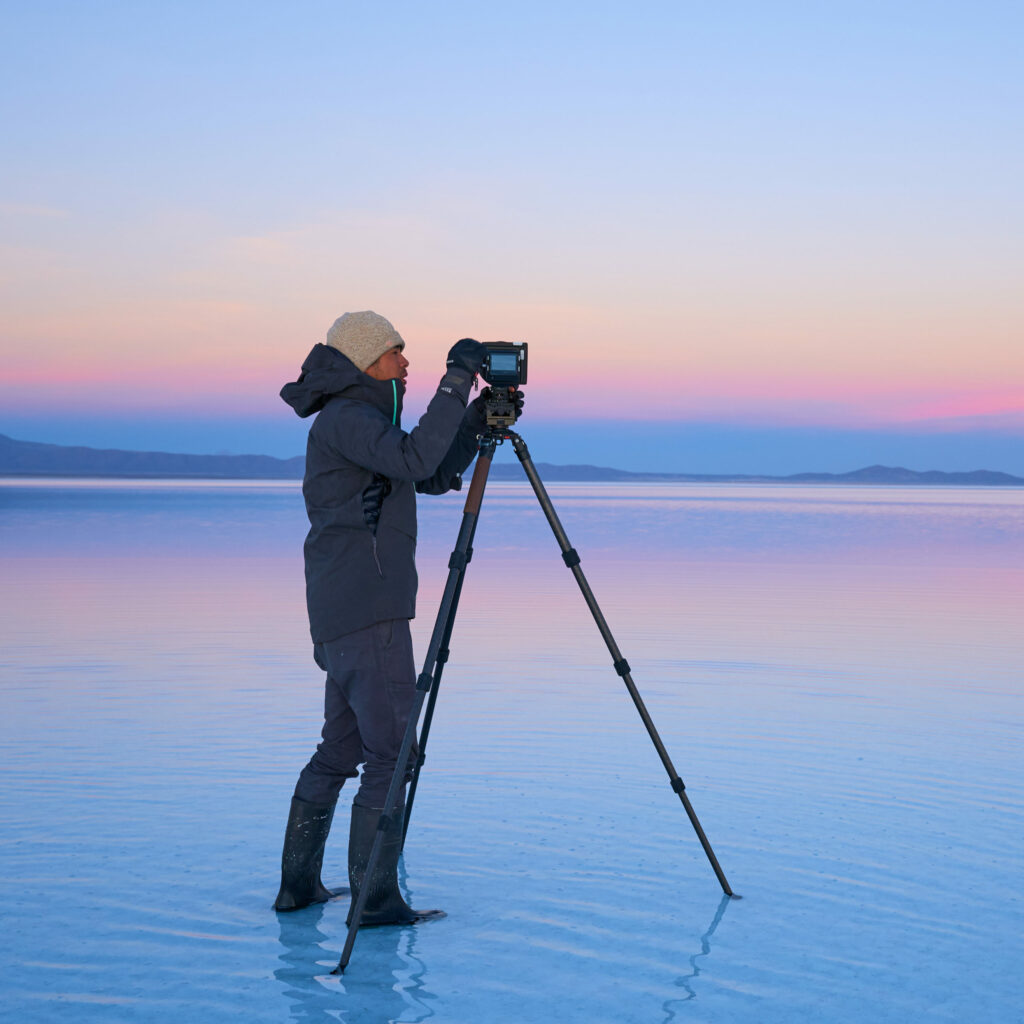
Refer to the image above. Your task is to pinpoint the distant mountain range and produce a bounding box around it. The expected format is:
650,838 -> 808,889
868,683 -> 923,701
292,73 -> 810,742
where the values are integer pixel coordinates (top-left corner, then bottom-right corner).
1,432 -> 1022,486
0,432 -> 305,479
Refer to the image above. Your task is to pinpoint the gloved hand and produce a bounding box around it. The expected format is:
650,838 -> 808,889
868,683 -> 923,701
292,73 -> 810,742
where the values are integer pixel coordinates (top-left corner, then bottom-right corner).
511,389 -> 525,419
446,338 -> 487,376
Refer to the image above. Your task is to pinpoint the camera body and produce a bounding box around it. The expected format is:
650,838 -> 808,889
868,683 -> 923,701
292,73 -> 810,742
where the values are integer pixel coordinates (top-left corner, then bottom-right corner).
479,341 -> 527,431
480,341 -> 528,388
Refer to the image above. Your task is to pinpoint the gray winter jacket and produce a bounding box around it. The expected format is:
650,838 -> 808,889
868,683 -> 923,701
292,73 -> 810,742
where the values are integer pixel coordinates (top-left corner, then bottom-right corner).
281,343 -> 482,642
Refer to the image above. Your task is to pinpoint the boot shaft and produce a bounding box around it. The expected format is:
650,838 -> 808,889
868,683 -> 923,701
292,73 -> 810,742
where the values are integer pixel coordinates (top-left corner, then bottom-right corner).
274,796 -> 338,912
347,801 -> 420,926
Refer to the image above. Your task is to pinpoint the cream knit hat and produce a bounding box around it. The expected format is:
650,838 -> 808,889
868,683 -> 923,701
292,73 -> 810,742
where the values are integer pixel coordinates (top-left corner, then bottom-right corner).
325,311 -> 406,371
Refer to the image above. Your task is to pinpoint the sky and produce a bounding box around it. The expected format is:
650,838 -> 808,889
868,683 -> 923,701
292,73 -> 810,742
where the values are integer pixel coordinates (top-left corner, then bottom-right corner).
1,1 -> 1022,473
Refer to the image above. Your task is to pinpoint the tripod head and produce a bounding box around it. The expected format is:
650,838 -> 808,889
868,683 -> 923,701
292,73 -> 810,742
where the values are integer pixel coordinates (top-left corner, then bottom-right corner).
478,341 -> 527,433
480,386 -> 524,432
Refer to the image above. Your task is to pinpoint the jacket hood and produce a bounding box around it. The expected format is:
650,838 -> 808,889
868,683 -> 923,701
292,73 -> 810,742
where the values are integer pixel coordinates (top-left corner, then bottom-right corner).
280,343 -> 405,420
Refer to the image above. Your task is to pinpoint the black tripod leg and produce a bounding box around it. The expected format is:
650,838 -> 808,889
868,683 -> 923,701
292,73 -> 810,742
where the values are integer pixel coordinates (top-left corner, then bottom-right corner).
402,495 -> 483,847
335,441 -> 496,974
507,431 -> 738,898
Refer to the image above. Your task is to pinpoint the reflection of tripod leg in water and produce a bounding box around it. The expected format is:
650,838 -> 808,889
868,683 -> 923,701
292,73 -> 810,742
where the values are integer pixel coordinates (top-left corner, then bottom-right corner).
663,893 -> 734,1018
335,430 -> 736,973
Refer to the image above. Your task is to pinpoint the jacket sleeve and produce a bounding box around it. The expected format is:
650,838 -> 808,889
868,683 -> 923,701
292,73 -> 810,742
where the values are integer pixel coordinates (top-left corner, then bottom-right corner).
323,370 -> 475,481
414,408 -> 483,495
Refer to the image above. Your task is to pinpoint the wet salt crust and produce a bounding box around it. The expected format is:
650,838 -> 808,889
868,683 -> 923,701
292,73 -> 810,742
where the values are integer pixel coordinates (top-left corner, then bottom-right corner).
1,478 -> 1022,1023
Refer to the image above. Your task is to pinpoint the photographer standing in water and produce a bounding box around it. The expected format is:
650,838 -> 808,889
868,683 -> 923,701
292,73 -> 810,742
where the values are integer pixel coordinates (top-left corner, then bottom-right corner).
275,311 -> 490,925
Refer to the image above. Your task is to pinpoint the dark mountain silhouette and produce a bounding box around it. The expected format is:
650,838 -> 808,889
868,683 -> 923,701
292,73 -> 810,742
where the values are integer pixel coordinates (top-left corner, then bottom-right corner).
0,432 -> 304,479
1,433 -> 1021,485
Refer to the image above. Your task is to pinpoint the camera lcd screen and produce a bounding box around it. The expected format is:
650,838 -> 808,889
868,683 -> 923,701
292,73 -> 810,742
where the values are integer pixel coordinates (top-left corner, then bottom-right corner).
489,353 -> 519,372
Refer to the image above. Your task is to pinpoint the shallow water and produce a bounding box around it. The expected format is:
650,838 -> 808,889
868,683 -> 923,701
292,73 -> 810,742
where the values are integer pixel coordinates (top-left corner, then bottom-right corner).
1,478 -> 1022,1023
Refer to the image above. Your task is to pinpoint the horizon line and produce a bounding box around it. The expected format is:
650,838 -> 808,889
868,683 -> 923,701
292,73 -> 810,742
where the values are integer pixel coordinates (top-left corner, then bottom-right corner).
2,432 -> 1023,485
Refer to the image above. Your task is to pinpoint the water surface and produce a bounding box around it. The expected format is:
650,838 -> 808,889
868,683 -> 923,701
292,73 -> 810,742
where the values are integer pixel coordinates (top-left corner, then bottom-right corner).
1,479 -> 1021,1022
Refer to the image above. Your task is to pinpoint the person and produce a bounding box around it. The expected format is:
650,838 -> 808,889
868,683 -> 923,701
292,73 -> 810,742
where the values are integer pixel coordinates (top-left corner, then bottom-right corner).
274,311 -> 490,925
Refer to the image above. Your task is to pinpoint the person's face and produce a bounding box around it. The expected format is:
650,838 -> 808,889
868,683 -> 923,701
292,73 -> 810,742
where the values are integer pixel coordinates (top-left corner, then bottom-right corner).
365,346 -> 409,382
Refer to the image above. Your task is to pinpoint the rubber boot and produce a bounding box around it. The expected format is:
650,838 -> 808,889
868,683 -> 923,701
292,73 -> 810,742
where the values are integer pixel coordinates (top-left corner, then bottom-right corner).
274,796 -> 344,912
346,802 -> 446,927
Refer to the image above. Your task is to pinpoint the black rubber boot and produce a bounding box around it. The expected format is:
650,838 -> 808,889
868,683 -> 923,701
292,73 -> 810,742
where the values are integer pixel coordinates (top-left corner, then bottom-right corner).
346,802 -> 446,927
274,796 -> 345,912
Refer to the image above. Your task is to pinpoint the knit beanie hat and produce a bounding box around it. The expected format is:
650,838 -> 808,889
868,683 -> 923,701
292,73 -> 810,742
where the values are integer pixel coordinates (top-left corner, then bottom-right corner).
325,311 -> 406,371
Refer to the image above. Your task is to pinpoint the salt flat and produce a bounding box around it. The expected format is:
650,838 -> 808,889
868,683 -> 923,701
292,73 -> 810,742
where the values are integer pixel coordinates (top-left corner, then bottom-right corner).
1,479 -> 1021,1023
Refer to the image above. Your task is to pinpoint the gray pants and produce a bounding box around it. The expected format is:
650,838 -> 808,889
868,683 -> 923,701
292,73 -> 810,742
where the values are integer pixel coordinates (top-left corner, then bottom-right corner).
294,619 -> 418,809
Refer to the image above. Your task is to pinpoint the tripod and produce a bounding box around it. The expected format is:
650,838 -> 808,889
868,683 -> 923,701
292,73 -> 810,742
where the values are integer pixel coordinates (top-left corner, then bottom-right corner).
335,428 -> 737,973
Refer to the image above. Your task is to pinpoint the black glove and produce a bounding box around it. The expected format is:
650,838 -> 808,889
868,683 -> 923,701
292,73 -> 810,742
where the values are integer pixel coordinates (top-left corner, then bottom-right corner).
446,338 -> 487,376
506,388 -> 525,420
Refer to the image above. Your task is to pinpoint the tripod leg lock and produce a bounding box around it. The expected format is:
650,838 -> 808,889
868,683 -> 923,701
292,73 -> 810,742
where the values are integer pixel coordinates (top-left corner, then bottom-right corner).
561,548 -> 581,568
448,550 -> 468,570
613,658 -> 631,677
416,672 -> 433,692
670,777 -> 686,794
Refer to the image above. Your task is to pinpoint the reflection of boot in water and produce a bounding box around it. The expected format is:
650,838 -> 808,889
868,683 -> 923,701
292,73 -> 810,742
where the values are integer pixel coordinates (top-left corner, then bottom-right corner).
275,902 -> 334,1019
276,903 -> 429,1024
274,796 -> 347,911
346,802 -> 445,927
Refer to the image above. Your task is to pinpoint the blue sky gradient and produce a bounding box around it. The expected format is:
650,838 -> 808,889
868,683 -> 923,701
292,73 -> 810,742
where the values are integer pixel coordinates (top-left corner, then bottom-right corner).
2,2 -> 1022,472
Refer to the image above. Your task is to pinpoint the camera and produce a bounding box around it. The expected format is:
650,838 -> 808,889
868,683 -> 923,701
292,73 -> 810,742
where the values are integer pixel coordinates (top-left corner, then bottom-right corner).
479,342 -> 527,431
480,341 -> 528,388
